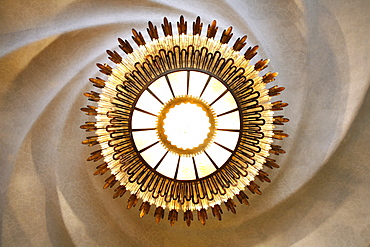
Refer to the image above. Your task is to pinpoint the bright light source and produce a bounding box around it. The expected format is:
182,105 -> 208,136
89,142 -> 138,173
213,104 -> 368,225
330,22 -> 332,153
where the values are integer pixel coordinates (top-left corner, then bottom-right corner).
156,95 -> 217,157
164,102 -> 211,149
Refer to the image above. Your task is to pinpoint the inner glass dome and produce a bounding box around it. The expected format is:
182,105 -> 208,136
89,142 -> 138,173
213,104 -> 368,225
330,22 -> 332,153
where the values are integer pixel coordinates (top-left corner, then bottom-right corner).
164,102 -> 210,149
131,70 -> 240,180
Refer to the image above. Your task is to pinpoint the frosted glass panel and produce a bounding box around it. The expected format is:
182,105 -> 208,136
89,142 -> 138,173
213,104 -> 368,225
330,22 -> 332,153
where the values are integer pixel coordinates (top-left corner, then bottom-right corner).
213,131 -> 239,150
156,152 -> 179,179
188,71 -> 209,97
200,77 -> 226,104
135,90 -> 163,115
177,157 -> 196,180
211,91 -> 237,115
149,76 -> 173,104
205,142 -> 231,167
140,143 -> 167,168
132,130 -> 158,151
168,71 -> 187,96
194,152 -> 217,178
216,111 -> 240,129
131,110 -> 157,129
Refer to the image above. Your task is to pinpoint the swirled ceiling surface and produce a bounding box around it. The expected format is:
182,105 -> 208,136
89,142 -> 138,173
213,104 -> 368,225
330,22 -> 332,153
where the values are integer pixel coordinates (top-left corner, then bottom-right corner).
1,0 -> 369,246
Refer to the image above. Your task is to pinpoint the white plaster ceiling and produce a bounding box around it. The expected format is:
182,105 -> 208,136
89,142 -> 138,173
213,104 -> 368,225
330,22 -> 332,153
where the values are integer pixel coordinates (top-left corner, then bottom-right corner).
1,0 -> 369,246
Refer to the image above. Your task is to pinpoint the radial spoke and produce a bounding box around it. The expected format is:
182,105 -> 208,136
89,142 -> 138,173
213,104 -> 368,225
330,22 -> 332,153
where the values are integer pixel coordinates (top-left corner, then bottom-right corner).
153,151 -> 169,170
217,128 -> 240,132
134,107 -> 157,117
138,141 -> 159,153
199,75 -> 212,98
214,142 -> 233,153
217,108 -> 238,117
174,156 -> 181,179
209,89 -> 228,106
186,70 -> 190,95
165,74 -> 176,98
132,128 -> 156,131
146,88 -> 164,105
192,157 -> 199,180
204,151 -> 218,169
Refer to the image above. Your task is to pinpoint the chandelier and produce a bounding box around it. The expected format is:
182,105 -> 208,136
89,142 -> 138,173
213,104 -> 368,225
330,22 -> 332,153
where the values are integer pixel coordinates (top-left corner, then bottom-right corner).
81,16 -> 289,226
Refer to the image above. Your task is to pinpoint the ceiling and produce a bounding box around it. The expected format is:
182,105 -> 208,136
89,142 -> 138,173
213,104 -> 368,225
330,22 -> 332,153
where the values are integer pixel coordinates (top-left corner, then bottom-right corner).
1,0 -> 369,246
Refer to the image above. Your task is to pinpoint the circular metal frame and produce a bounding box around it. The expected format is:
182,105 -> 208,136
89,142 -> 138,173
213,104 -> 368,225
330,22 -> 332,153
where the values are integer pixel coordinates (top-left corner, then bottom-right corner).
127,69 -> 247,182
81,16 -> 289,226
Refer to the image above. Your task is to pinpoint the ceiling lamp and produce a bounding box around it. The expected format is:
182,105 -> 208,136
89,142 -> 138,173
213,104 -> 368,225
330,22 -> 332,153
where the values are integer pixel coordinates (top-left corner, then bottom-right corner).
81,16 -> 289,226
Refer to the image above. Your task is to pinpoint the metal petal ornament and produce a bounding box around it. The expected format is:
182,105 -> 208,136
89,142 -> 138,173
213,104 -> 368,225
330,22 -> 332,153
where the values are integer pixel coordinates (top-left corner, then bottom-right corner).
81,16 -> 289,226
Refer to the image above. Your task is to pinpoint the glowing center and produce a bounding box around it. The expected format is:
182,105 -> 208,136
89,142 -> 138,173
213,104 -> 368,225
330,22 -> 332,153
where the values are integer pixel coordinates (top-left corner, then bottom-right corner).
164,103 -> 211,149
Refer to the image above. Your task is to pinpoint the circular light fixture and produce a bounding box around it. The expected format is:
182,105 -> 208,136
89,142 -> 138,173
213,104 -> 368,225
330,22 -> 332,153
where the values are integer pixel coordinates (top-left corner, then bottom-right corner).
81,16 -> 289,226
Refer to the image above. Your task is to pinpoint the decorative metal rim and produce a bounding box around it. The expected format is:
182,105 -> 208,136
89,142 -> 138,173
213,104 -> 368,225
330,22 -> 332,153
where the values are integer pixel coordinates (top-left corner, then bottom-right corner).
156,95 -> 217,157
80,15 -> 289,226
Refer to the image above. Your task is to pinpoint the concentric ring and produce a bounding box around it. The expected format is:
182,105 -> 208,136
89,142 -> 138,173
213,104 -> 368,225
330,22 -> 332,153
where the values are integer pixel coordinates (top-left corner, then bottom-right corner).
156,95 -> 217,157
81,16 -> 289,226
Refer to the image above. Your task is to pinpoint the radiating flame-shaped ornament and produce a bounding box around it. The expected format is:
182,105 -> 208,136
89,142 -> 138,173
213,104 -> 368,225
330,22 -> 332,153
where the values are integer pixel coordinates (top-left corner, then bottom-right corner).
81,16 -> 289,226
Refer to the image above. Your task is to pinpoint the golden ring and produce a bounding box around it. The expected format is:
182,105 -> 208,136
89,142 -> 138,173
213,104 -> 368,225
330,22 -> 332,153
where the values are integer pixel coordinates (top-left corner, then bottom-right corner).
156,95 -> 217,157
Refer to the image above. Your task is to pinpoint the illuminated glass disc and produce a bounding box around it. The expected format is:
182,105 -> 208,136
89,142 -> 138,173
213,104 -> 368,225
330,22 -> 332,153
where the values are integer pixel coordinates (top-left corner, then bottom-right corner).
130,70 -> 241,180
156,95 -> 217,157
164,102 -> 210,149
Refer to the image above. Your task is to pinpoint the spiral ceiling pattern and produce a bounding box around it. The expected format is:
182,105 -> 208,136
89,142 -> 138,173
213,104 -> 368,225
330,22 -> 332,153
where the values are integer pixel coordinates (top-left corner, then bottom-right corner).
1,0 -> 369,246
